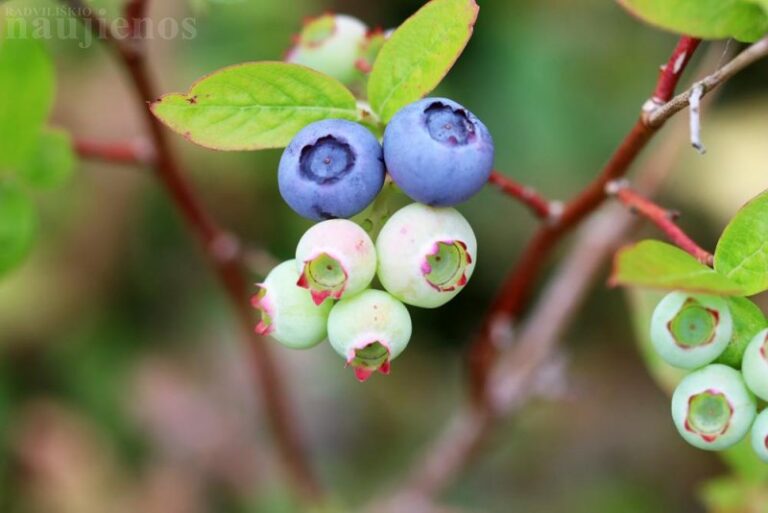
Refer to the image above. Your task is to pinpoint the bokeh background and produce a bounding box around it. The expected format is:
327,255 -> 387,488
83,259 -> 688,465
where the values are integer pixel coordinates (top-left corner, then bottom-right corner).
1,0 -> 768,511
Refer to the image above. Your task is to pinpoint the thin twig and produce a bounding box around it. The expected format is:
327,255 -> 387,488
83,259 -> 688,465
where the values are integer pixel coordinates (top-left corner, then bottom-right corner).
608,182 -> 714,265
647,36 -> 768,127
487,170 -> 558,220
62,0 -> 323,503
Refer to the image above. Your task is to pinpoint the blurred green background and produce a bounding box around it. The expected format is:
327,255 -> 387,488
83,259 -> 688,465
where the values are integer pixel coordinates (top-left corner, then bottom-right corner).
1,0 -> 768,511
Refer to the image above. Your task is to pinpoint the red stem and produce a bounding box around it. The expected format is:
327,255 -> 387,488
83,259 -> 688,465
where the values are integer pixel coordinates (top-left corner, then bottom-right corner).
488,170 -> 553,219
75,139 -> 151,165
613,186 -> 713,265
652,37 -> 702,104
63,0 -> 323,503
468,36 -> 702,397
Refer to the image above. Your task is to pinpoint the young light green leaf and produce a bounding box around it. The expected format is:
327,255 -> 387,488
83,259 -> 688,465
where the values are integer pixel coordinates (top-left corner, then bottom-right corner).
617,0 -> 768,42
17,129 -> 76,189
0,183 -> 37,276
151,62 -> 360,151
714,190 -> 768,296
367,0 -> 479,123
0,20 -> 55,170
610,240 -> 745,295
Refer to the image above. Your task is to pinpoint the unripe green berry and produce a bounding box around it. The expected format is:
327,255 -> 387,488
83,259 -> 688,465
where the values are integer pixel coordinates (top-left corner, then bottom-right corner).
252,260 -> 332,349
742,328 -> 768,401
285,14 -> 368,85
650,292 -> 733,369
750,409 -> 768,463
296,219 -> 377,305
327,289 -> 412,381
376,203 -> 477,309
671,364 -> 756,451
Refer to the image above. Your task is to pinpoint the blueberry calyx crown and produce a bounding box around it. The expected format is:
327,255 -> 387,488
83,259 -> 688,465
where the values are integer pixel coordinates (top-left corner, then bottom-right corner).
421,240 -> 472,292
668,298 -> 720,349
299,135 -> 356,185
347,341 -> 392,382
297,252 -> 348,305
685,389 -> 733,443
424,101 -> 476,146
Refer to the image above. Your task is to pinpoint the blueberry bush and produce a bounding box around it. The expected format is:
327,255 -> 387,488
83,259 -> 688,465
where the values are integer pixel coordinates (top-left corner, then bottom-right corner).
2,0 -> 768,511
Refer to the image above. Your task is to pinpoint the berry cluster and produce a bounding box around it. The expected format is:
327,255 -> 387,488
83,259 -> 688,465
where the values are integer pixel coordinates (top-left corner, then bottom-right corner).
258,94 -> 493,381
650,291 -> 768,460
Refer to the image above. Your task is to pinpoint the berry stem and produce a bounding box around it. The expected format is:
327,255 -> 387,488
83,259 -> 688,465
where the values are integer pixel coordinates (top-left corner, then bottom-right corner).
61,0 -> 324,504
467,36 -> 703,397
609,183 -> 714,266
488,170 -> 555,220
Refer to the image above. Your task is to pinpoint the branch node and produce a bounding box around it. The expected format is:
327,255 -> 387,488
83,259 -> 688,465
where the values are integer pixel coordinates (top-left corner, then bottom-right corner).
546,201 -> 565,226
210,232 -> 242,264
604,179 -> 629,196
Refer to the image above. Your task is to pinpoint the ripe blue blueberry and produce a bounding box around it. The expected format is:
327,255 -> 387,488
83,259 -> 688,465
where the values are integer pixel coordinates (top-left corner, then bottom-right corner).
671,364 -> 756,451
742,328 -> 768,401
295,219 -> 377,305
382,98 -> 494,206
279,119 -> 385,221
252,260 -> 332,349
285,14 -> 368,85
376,203 -> 476,308
751,409 -> 768,463
327,289 -> 412,382
650,291 -> 733,369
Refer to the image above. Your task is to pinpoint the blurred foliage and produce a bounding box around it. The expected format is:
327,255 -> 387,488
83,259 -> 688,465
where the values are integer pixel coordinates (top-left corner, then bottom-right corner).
0,0 -> 767,512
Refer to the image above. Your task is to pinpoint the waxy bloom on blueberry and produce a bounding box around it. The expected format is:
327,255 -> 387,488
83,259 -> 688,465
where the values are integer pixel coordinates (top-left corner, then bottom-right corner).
650,292 -> 733,369
279,119 -> 385,221
742,328 -> 768,401
285,14 -> 368,85
327,290 -> 412,382
671,364 -> 756,451
376,203 -> 476,309
750,409 -> 768,463
252,260 -> 332,349
383,97 -> 494,206
295,219 -> 377,305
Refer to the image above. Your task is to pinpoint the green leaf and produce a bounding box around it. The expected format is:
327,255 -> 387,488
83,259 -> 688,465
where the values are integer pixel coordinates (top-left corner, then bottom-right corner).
715,296 -> 767,368
617,0 -> 768,42
367,0 -> 479,122
0,183 -> 37,276
0,19 -> 56,170
17,129 -> 76,189
151,62 -> 360,151
714,190 -> 768,296
611,240 -> 745,295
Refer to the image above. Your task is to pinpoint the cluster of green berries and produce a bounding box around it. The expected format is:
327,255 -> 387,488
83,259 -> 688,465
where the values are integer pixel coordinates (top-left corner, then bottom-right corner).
650,291 -> 768,460
253,205 -> 476,381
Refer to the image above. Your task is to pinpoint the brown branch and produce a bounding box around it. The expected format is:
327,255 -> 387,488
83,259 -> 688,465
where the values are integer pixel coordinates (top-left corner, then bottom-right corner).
487,170 -> 556,220
62,0 -> 323,503
466,36 -> 703,397
647,36 -> 768,127
609,182 -> 714,266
